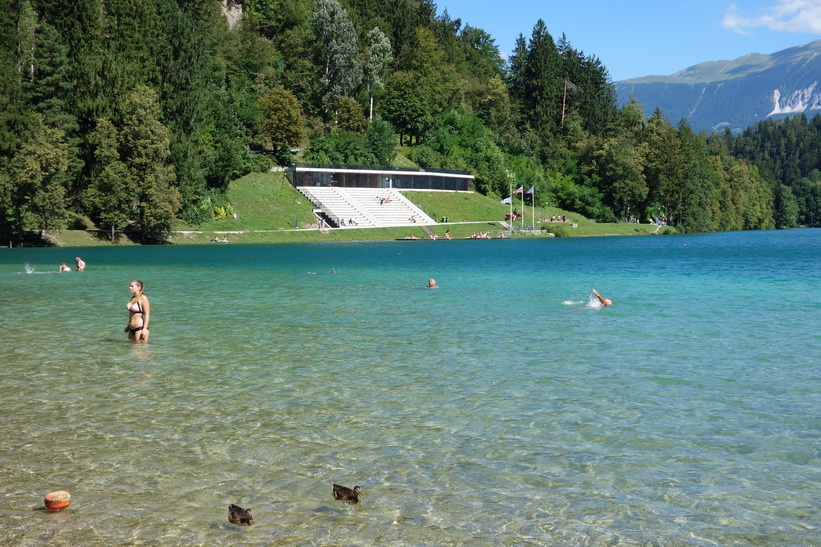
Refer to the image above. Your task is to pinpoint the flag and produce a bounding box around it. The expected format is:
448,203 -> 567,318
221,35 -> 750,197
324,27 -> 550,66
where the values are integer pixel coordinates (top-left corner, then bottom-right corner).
501,196 -> 512,204
513,186 -> 523,194
524,186 -> 534,195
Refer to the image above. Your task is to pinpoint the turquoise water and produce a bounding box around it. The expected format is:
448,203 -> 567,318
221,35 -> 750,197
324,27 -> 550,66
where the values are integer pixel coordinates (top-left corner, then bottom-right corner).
1,230 -> 819,545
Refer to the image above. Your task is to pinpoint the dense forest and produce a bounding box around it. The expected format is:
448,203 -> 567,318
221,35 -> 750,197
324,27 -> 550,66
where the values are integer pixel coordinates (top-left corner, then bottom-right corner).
1,0 -> 819,243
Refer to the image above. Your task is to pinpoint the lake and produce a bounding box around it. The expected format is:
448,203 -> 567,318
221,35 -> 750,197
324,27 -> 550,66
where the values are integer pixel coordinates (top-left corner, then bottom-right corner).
0,229 -> 819,545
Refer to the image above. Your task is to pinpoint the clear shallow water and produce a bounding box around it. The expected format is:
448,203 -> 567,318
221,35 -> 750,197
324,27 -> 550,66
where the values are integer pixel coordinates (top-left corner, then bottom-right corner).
0,230 -> 819,545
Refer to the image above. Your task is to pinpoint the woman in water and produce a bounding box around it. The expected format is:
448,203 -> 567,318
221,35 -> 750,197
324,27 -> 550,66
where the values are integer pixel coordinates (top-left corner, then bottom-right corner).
125,280 -> 150,341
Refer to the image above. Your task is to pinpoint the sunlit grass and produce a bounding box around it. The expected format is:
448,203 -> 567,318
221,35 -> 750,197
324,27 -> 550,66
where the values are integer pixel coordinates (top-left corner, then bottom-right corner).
48,171 -> 673,247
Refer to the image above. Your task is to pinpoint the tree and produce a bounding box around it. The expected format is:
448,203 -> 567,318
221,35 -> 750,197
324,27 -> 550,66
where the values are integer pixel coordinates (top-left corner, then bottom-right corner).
381,71 -> 432,145
257,87 -> 306,153
773,183 -> 799,229
521,20 -> 563,139
792,172 -> 821,226
365,116 -> 396,166
88,118 -> 132,241
675,119 -> 714,232
556,33 -> 616,137
0,0 -> 26,229
363,26 -> 392,120
10,114 -> 69,235
312,0 -> 361,114
335,96 -> 368,135
305,130 -> 373,165
120,85 -> 180,243
18,4 -> 82,200
459,24 -> 504,79
643,109 -> 683,225
405,26 -> 460,116
594,137 -> 648,220
506,33 -> 528,106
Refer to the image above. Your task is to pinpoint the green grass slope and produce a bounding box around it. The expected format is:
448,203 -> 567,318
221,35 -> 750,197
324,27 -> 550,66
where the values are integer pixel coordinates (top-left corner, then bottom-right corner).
47,172 -> 670,246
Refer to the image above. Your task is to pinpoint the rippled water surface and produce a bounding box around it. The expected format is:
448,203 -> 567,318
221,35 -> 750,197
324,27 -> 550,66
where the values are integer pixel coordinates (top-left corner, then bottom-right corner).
1,230 -> 819,545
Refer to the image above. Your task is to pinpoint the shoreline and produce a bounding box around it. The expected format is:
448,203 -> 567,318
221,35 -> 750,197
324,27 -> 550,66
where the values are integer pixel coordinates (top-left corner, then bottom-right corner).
3,221 -> 671,248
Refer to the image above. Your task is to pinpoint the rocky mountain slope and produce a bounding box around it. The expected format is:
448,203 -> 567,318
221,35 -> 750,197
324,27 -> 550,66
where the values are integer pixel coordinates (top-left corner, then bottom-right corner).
615,40 -> 821,133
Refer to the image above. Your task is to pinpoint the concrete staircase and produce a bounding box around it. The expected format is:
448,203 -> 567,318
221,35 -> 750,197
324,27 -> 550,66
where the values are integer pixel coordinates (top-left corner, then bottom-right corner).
297,187 -> 435,228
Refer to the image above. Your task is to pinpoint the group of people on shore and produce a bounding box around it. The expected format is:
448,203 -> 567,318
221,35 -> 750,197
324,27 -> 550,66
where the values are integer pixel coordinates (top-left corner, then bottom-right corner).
58,257 -> 85,272
211,235 -> 229,243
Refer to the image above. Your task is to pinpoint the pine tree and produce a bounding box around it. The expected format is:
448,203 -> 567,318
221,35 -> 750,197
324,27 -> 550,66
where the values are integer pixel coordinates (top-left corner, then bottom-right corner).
19,5 -> 82,201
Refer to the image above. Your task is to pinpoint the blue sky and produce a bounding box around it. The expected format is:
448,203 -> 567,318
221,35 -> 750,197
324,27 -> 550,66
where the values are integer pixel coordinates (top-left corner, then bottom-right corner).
436,0 -> 821,81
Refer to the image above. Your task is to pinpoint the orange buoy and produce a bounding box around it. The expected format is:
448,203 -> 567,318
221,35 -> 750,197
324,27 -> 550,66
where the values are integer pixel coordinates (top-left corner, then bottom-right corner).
44,491 -> 71,511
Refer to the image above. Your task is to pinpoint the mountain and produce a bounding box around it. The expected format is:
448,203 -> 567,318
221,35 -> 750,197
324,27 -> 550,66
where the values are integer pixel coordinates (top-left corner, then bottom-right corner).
615,40 -> 821,133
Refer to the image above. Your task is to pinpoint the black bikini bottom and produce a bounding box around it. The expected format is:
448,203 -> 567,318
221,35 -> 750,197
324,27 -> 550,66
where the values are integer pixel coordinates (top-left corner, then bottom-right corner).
130,326 -> 143,334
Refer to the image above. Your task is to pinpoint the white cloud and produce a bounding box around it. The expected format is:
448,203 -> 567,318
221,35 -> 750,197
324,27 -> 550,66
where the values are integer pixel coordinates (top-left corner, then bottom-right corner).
722,0 -> 821,34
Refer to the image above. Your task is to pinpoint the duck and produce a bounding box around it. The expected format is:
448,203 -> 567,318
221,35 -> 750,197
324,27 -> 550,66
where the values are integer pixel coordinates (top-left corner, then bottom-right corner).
332,483 -> 362,504
228,504 -> 254,525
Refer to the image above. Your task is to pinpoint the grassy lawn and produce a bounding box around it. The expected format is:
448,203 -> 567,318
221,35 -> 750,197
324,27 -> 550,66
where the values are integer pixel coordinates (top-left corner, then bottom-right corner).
44,172 -> 675,247
178,172 -> 316,232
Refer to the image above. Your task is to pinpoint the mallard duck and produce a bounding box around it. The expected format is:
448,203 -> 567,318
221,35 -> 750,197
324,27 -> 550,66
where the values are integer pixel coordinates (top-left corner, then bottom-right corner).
228,503 -> 254,525
332,483 -> 362,504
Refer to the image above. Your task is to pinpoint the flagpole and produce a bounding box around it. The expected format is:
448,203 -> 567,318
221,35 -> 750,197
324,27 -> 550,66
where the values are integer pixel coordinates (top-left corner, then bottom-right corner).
508,176 -> 513,229
531,187 -> 535,229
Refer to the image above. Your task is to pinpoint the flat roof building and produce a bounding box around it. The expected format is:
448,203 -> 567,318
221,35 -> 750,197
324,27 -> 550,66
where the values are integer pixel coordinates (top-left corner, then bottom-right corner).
286,163 -> 473,192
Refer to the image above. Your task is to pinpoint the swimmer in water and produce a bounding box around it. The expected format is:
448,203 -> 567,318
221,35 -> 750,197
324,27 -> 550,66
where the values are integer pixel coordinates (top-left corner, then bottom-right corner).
592,289 -> 612,307
428,278 -> 438,288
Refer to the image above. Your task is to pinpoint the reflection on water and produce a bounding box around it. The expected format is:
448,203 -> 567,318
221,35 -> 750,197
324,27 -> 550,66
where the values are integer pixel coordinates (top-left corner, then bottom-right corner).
0,231 -> 819,544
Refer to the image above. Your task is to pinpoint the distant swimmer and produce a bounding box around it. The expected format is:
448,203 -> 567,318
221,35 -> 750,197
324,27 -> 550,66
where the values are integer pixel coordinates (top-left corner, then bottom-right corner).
428,278 -> 438,288
59,262 -> 71,272
592,288 -> 612,307
75,257 -> 85,271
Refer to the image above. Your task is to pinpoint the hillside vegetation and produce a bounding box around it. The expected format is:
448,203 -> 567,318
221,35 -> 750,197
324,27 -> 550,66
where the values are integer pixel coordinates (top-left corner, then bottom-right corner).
1,0 -> 817,247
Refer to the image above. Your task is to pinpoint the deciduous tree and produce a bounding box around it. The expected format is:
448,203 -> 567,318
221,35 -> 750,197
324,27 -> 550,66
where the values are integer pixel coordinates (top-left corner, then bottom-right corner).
11,114 -> 69,235
88,118 -> 132,241
257,87 -> 306,153
120,85 -> 180,243
363,26 -> 392,120
312,0 -> 361,115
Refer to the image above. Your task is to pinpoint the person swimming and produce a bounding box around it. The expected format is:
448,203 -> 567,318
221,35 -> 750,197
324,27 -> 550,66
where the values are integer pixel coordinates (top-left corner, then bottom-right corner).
428,278 -> 439,288
592,289 -> 612,307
